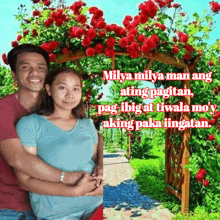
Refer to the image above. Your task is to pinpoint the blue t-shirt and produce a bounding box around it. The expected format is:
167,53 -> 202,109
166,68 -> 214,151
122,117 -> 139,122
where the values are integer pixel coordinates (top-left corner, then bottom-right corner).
16,114 -> 103,219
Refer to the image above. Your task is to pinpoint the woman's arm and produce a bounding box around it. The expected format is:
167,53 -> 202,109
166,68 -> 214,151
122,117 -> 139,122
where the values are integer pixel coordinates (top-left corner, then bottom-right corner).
14,146 -> 97,196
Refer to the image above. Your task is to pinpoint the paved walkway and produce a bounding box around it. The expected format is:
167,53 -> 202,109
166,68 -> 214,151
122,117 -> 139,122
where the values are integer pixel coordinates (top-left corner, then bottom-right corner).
103,150 -> 175,220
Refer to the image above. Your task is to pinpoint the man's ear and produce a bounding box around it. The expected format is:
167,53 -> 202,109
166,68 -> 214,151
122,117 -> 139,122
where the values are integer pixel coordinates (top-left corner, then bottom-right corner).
11,71 -> 16,81
45,84 -> 51,96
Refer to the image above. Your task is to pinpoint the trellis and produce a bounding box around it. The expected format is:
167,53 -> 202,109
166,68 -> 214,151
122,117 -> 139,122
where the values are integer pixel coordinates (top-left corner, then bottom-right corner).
55,49 -> 200,215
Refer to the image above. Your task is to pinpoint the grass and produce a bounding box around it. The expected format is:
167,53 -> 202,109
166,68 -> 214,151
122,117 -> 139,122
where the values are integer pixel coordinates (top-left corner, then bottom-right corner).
129,145 -> 220,219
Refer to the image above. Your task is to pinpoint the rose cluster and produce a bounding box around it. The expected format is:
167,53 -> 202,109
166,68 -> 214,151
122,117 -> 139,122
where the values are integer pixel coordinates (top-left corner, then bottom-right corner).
40,41 -> 59,62
199,110 -> 220,142
210,1 -> 220,13
195,168 -> 210,187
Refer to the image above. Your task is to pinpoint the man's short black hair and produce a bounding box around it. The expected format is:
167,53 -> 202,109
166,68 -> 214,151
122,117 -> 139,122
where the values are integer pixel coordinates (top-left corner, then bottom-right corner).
7,44 -> 50,72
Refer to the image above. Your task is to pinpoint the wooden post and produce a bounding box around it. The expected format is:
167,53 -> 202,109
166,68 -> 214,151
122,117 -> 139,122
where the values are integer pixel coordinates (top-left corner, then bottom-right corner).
181,67 -> 191,215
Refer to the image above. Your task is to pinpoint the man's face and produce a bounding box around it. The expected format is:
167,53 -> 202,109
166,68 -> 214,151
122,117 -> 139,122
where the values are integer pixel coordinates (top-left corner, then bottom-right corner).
12,52 -> 48,93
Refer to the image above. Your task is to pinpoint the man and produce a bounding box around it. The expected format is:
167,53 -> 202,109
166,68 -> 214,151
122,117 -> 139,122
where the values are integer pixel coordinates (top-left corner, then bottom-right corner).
0,44 -> 103,219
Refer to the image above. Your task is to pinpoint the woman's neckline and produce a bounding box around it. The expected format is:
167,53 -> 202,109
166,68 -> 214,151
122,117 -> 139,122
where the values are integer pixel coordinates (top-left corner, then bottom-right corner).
39,114 -> 79,133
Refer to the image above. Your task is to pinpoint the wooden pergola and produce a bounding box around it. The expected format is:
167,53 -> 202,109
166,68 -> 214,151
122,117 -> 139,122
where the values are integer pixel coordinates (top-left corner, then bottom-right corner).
55,49 -> 201,215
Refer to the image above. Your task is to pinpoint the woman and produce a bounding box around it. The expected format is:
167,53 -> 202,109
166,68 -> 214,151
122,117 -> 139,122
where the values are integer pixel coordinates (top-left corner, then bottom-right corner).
15,67 -> 103,220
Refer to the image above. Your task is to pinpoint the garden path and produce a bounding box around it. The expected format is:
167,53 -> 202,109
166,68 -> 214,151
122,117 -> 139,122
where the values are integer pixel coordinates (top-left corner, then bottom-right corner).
103,149 -> 175,220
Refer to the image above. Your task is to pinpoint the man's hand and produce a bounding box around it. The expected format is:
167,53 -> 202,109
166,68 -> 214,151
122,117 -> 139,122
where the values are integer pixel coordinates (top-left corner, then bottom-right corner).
85,181 -> 103,197
92,164 -> 103,187
75,172 -> 97,196
63,171 -> 85,185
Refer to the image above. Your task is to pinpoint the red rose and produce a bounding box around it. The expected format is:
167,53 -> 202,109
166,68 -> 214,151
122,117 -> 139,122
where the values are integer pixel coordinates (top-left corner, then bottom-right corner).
184,52 -> 191,60
196,169 -> 206,182
139,1 -> 158,18
155,23 -> 166,31
141,43 -> 151,53
151,34 -> 159,43
76,15 -> 87,24
17,35 -> 22,42
44,18 -> 54,27
93,10 -> 103,19
75,28 -> 85,38
50,41 -> 59,50
99,31 -> 106,38
2,53 -> 8,65
207,119 -> 217,125
11,41 -> 18,48
180,12 -> 186,16
145,38 -> 155,49
203,179 -> 210,187
41,42 -> 52,53
123,19 -> 130,27
86,47 -> 96,57
209,60 -> 214,67
86,28 -> 96,40
105,47 -> 115,57
32,29 -> 38,36
55,19 -> 64,27
106,37 -> 116,47
127,34 -> 135,43
105,25 -> 114,32
62,48 -> 69,55
207,134 -> 215,141
124,15 -> 133,21
23,30 -> 29,35
199,117 -> 208,122
172,3 -> 181,8
95,43 -> 104,53
49,53 -> 56,62
33,10 -> 40,17
96,21 -> 106,29
210,1 -> 220,13
139,14 -> 148,24
214,111 -> 220,119
82,37 -> 91,47
129,29 -> 138,36
137,34 -> 146,43
119,29 -> 126,37
185,45 -> 194,53
89,6 -> 99,14
33,0 -> 40,3
172,45 -> 179,54
43,0 -> 51,6
119,38 -> 128,48
178,32 -> 189,43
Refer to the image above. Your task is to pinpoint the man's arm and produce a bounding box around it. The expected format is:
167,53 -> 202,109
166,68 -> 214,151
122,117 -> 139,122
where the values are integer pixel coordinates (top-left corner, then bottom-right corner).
15,169 -> 97,197
0,138 -> 82,185
92,132 -> 103,180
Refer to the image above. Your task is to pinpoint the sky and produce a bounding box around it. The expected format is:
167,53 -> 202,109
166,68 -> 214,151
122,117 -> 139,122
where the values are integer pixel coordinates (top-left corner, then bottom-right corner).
0,0 -> 219,101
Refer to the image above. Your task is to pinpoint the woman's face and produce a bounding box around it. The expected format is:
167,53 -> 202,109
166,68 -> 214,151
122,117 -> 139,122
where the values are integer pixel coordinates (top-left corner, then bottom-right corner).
46,72 -> 82,112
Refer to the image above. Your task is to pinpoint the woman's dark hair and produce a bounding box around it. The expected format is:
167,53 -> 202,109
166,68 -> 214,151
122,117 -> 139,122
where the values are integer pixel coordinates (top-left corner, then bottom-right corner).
36,67 -> 85,119
7,44 -> 50,72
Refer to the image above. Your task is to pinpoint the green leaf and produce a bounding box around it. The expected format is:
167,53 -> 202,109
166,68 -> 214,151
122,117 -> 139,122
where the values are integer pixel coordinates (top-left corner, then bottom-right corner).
81,6 -> 89,15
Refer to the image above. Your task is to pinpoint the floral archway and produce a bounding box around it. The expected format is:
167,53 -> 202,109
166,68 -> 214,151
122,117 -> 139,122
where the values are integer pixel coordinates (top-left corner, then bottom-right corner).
2,0 -> 220,215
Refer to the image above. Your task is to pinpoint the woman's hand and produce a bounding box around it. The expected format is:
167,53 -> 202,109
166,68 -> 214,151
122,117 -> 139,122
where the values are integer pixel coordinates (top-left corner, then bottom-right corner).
85,180 -> 103,197
92,164 -> 103,187
75,172 -> 97,196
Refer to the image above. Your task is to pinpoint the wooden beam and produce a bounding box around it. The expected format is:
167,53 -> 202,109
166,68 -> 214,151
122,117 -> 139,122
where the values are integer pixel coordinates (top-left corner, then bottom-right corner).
112,55 -> 116,70
55,50 -> 188,68
181,67 -> 191,215
166,185 -> 182,200
145,59 -> 154,70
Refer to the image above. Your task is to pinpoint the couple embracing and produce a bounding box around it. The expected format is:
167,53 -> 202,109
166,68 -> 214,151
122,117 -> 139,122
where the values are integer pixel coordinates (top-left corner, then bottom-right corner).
0,44 -> 103,220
